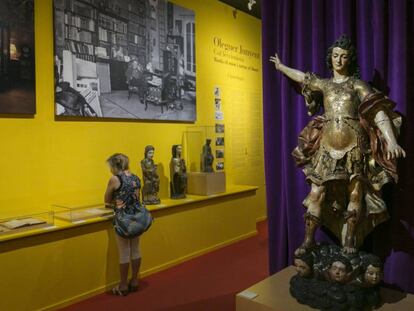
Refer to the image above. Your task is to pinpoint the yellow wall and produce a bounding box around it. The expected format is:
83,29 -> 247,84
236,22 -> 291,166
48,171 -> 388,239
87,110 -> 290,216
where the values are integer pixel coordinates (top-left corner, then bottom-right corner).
0,0 -> 265,310
0,0 -> 264,215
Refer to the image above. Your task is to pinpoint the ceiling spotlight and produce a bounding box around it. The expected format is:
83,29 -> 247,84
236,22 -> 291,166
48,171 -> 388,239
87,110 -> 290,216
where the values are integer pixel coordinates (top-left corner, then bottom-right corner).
247,0 -> 256,11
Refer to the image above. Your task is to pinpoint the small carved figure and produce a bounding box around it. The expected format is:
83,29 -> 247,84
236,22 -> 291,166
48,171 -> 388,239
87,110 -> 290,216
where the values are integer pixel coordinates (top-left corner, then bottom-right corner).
293,253 -> 314,278
364,265 -> 382,286
325,256 -> 353,284
201,139 -> 214,173
140,145 -> 160,205
170,144 -> 187,199
355,253 -> 383,287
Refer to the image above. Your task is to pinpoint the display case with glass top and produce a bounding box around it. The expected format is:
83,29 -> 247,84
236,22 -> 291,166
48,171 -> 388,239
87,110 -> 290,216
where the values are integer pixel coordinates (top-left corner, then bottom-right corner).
0,210 -> 54,235
184,126 -> 217,173
184,126 -> 226,195
53,203 -> 113,222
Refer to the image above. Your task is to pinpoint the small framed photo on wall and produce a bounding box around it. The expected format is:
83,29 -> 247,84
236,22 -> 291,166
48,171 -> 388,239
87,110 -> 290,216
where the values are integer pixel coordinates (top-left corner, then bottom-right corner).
216,149 -> 224,159
216,162 -> 224,171
216,137 -> 224,146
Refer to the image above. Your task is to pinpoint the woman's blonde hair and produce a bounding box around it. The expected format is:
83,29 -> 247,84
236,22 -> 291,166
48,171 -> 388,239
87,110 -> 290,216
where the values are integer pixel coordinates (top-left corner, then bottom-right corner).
107,153 -> 129,171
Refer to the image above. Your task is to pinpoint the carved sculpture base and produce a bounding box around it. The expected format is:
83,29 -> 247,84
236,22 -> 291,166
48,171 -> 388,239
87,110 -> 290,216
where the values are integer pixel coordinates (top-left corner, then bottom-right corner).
290,274 -> 380,310
142,197 -> 161,205
170,193 -> 186,200
290,244 -> 383,310
187,172 -> 226,196
236,266 -> 412,311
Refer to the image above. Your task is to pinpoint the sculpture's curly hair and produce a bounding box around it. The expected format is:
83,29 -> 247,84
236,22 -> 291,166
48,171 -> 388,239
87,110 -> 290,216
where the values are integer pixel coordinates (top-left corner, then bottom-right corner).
326,35 -> 360,78
172,144 -> 181,157
144,145 -> 155,158
294,252 -> 314,268
360,253 -> 383,270
327,253 -> 353,273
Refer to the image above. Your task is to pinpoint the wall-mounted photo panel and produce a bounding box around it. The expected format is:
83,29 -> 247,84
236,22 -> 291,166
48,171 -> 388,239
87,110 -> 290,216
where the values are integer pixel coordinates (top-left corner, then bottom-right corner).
0,0 -> 36,115
215,111 -> 224,121
216,162 -> 224,171
216,149 -> 224,159
214,86 -> 220,98
54,0 -> 196,121
215,123 -> 224,133
216,137 -> 224,146
215,98 -> 221,111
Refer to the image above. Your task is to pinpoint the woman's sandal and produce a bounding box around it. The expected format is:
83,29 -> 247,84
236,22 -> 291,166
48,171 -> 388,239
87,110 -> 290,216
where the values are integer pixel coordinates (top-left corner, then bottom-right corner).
111,286 -> 129,296
128,282 -> 139,292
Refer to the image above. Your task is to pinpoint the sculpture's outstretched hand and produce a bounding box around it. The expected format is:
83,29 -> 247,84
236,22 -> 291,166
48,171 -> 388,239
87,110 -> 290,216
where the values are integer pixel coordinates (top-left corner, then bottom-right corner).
386,143 -> 406,160
269,53 -> 282,70
269,53 -> 305,83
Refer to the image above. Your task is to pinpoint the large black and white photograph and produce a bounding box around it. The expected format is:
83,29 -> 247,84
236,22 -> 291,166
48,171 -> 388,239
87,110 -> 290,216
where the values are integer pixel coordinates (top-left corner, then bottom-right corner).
0,0 -> 36,115
54,0 -> 196,121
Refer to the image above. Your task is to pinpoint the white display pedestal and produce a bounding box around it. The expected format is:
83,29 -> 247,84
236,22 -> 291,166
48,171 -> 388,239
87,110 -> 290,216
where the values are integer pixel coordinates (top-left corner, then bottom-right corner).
236,266 -> 414,311
187,172 -> 226,195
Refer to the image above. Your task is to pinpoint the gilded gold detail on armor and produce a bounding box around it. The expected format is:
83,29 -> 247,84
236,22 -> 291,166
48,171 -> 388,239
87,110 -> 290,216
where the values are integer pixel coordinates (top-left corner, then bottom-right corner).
320,79 -> 366,159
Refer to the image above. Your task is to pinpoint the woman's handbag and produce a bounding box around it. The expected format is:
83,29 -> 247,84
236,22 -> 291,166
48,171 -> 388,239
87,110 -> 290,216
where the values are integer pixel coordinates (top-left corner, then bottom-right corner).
113,205 -> 153,239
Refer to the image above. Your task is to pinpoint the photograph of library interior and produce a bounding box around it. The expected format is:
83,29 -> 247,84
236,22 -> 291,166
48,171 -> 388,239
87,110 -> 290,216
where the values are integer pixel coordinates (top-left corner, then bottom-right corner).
1,0 -> 414,310
54,0 -> 196,120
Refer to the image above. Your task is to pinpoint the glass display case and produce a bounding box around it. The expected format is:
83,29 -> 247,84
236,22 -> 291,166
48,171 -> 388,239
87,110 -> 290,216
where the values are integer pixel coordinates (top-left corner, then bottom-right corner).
0,210 -> 54,235
184,126 -> 218,173
184,126 -> 226,195
53,204 -> 113,222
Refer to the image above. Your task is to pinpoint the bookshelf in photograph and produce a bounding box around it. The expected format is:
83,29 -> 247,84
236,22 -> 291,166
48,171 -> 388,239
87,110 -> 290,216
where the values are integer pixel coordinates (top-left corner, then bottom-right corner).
130,0 -> 147,65
127,3 -> 147,66
63,0 -> 97,62
54,0 -> 150,93
97,12 -> 128,60
55,0 -> 148,62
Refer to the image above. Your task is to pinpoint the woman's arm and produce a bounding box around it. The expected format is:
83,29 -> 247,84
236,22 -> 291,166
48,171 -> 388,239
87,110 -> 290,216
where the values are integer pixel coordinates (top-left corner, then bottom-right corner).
104,175 -> 121,208
134,187 -> 141,203
269,53 -> 305,83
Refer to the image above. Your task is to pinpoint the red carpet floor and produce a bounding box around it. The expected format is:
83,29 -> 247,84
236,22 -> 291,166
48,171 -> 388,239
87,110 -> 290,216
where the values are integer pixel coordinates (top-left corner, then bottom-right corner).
62,221 -> 268,311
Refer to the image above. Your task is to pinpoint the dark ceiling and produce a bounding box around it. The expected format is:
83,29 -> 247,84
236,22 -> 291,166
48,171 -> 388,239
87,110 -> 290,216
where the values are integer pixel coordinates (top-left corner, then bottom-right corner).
218,0 -> 261,19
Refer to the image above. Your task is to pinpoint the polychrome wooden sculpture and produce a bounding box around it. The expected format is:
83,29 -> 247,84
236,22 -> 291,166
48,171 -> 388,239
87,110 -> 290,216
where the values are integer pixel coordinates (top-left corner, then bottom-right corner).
201,139 -> 214,173
170,144 -> 187,199
141,145 -> 160,205
270,35 -> 405,309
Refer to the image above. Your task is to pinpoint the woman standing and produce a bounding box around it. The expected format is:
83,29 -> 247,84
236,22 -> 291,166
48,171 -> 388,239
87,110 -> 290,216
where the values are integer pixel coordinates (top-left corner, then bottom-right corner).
105,153 -> 142,296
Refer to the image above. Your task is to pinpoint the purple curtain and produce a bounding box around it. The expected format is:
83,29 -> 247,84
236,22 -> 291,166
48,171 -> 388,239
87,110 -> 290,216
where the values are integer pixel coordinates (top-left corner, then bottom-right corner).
262,0 -> 414,293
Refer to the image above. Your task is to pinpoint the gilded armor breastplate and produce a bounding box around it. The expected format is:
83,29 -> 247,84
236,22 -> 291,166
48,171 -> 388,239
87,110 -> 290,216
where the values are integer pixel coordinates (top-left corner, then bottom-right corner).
320,80 -> 366,159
